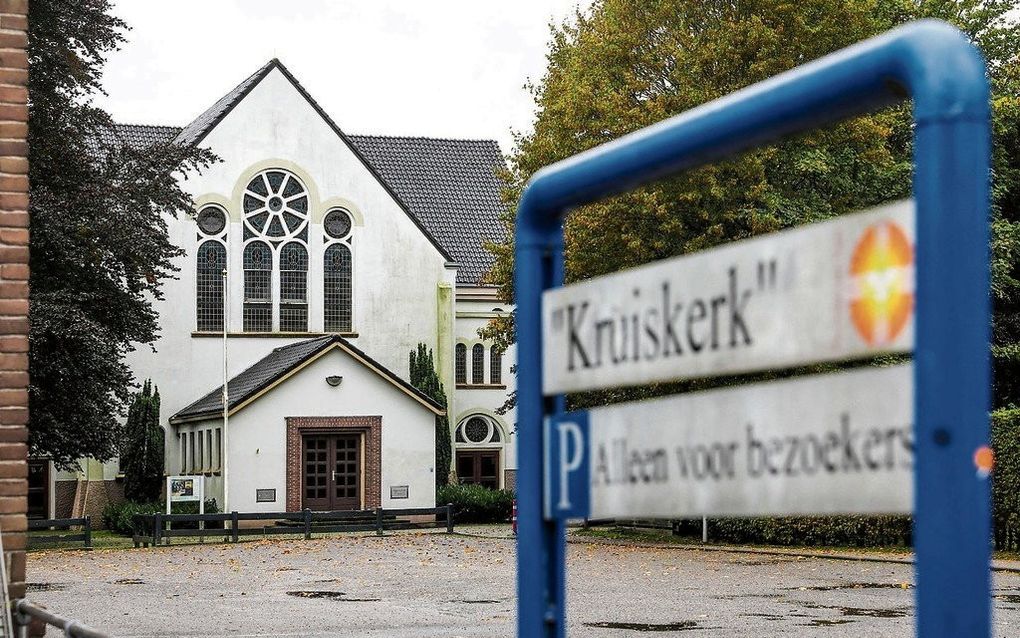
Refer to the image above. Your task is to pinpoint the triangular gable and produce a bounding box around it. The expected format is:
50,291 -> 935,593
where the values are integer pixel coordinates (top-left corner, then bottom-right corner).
170,335 -> 445,424
173,59 -> 454,263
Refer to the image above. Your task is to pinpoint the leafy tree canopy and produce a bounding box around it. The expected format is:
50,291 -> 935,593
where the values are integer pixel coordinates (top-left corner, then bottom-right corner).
485,0 -> 1020,408
28,0 -> 214,468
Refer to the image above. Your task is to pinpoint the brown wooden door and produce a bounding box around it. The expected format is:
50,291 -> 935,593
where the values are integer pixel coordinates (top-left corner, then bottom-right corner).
331,435 -> 360,510
302,434 -> 361,511
456,450 -> 500,490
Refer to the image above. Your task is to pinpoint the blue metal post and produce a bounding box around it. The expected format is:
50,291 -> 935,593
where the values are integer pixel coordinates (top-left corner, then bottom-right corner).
515,19 -> 990,638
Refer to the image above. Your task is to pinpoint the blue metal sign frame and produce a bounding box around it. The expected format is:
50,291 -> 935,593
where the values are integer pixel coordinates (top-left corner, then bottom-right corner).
514,20 -> 990,638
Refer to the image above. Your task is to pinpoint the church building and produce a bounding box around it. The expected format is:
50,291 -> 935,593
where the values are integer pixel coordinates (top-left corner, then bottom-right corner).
34,59 -> 516,518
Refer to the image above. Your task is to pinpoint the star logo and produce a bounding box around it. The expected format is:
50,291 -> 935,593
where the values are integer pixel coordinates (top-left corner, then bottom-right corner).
849,220 -> 914,346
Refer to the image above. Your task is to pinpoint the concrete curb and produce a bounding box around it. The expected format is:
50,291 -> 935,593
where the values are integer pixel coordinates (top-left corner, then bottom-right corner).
566,535 -> 1020,574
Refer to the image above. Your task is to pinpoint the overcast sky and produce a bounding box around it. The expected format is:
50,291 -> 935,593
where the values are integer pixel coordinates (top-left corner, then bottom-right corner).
96,1 -> 593,154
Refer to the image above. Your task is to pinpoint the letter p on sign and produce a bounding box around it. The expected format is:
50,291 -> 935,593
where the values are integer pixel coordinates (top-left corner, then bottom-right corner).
544,412 -> 591,520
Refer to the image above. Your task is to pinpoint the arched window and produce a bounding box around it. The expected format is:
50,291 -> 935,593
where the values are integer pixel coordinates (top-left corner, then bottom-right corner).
490,347 -> 502,385
471,344 -> 485,384
196,241 -> 225,331
279,242 -> 308,332
243,241 -> 272,332
455,344 -> 466,384
323,244 -> 352,332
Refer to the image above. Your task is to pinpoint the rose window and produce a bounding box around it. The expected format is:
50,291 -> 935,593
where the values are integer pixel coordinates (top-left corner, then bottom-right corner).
242,169 -> 309,239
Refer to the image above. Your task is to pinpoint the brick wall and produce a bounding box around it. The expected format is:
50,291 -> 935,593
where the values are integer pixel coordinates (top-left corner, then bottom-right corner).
0,0 -> 28,604
285,417 -> 381,512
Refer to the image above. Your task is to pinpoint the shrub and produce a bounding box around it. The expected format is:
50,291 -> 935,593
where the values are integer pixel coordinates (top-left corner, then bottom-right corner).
437,484 -> 514,524
671,515 -> 912,547
993,408 -> 1020,551
121,381 -> 165,502
103,498 -> 220,536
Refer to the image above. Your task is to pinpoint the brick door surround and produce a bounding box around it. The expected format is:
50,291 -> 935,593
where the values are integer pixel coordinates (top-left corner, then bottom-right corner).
286,416 -> 381,511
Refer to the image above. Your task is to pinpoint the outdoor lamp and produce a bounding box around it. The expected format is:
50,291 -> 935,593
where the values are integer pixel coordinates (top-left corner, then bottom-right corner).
326,375 -> 343,387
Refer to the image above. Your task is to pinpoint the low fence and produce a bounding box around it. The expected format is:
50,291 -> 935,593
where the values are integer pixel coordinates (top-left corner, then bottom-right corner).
132,505 -> 454,547
12,599 -> 109,638
27,517 -> 92,550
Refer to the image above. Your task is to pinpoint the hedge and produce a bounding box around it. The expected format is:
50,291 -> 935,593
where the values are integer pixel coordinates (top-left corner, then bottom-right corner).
669,408 -> 1020,550
103,498 -> 220,535
437,484 -> 514,524
992,408 -> 1020,551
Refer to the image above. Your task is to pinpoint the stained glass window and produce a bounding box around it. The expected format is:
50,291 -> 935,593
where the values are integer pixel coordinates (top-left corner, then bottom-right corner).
490,347 -> 502,385
196,241 -> 226,331
279,242 -> 308,332
242,169 -> 308,240
324,244 -> 352,332
472,344 -> 485,384
324,209 -> 352,239
197,206 -> 226,236
455,344 -> 466,384
243,241 -> 272,332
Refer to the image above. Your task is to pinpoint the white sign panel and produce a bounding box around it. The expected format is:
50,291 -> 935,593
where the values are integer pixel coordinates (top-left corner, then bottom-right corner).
545,364 -> 913,520
542,200 -> 915,395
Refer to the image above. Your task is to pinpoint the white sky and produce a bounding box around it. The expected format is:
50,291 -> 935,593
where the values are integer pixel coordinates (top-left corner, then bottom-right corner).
96,1 -> 594,154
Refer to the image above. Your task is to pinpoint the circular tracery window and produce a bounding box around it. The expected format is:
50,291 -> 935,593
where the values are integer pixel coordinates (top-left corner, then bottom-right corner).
465,417 -> 488,443
456,415 -> 503,445
197,206 -> 226,236
324,208 -> 352,239
242,169 -> 309,239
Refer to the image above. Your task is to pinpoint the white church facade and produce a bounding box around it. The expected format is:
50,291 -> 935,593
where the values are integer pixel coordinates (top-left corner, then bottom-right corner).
35,59 -> 516,518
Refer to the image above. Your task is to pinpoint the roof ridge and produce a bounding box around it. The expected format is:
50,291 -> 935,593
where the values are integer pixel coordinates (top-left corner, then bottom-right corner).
114,123 -> 184,130
349,133 -> 501,146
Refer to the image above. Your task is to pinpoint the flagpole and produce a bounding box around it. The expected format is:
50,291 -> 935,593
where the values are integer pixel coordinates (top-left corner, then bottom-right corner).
222,264 -> 230,515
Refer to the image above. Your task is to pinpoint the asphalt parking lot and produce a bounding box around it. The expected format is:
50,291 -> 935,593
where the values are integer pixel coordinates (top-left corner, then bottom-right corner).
25,530 -> 1020,637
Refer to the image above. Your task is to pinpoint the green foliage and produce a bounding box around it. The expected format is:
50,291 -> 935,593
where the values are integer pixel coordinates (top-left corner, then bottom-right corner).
437,484 -> 514,524
409,344 -> 452,487
102,498 -> 220,536
28,0 -> 216,468
120,380 -> 164,502
102,499 -> 161,535
992,407 -> 1020,551
485,0 -> 1020,409
672,515 -> 912,548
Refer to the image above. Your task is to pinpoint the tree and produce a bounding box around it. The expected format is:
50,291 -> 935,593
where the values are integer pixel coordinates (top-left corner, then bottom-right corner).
27,0 -> 214,468
485,0 -> 1020,409
121,380 -> 164,502
409,344 -> 453,487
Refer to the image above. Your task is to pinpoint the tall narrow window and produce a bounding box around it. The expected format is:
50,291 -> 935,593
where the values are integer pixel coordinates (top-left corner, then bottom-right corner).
215,428 -> 222,471
472,344 -> 485,384
243,241 -> 272,331
279,242 -> 308,332
196,432 -> 204,473
188,432 -> 196,474
196,242 -> 226,331
455,344 -> 467,384
490,347 -> 503,385
206,430 -> 213,473
180,434 -> 187,474
324,244 -> 352,332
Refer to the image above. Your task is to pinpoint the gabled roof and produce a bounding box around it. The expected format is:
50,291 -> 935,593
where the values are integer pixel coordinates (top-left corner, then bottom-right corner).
349,135 -> 506,285
169,335 -> 445,424
98,59 -> 508,285
174,59 -> 277,147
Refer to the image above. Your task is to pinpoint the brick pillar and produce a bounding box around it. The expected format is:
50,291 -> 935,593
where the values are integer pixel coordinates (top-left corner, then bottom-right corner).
0,0 -> 29,606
